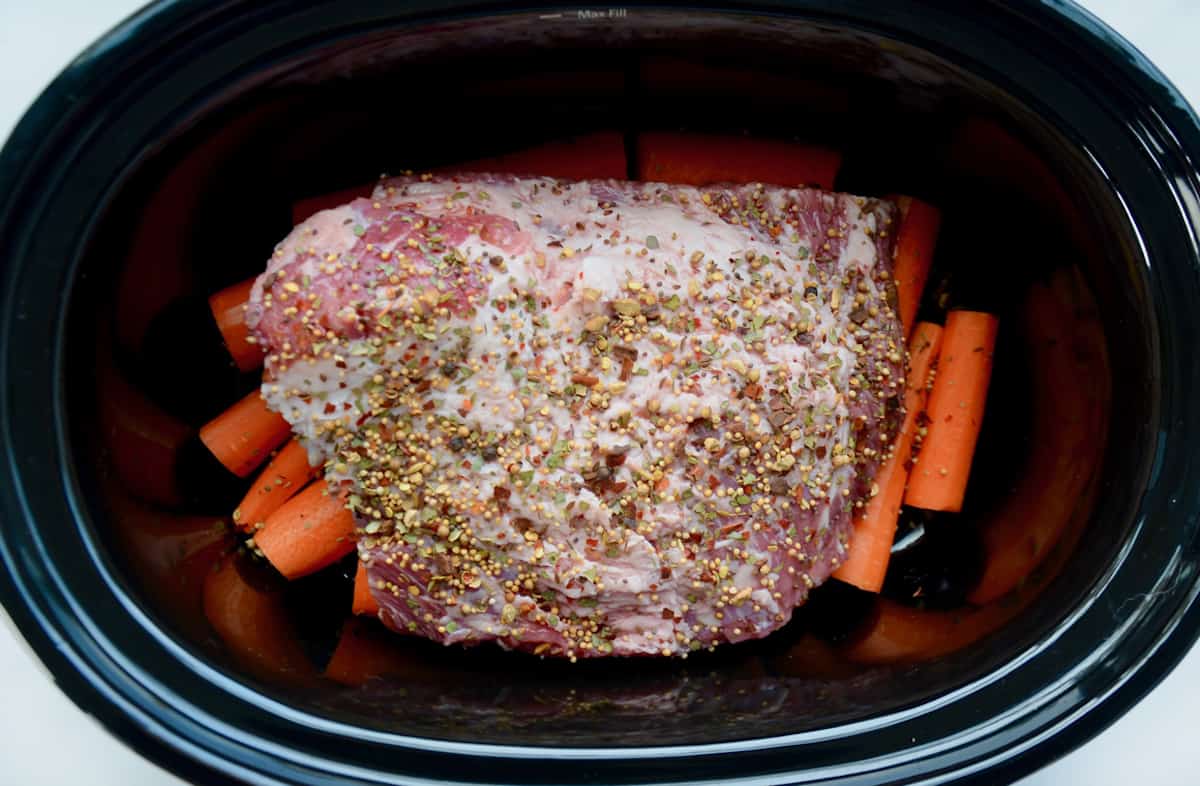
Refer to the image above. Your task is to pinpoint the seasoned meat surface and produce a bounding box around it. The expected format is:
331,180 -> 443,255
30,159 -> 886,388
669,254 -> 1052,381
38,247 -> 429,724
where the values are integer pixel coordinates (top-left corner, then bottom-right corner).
249,174 -> 904,658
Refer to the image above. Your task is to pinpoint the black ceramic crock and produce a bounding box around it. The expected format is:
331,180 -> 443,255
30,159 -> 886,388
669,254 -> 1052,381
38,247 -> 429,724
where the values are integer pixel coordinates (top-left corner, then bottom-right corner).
2,1 -> 1199,784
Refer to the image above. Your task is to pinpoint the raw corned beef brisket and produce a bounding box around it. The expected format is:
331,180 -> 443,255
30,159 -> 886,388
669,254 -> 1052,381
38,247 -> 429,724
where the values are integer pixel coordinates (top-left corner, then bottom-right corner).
248,174 -> 905,658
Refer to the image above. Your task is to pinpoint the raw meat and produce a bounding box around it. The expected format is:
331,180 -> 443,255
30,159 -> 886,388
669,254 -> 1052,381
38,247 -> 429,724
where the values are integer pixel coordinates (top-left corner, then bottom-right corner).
248,174 -> 904,658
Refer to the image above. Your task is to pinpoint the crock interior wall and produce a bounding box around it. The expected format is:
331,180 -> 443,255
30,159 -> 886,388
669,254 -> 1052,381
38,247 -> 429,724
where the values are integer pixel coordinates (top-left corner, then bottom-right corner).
64,12 -> 1151,746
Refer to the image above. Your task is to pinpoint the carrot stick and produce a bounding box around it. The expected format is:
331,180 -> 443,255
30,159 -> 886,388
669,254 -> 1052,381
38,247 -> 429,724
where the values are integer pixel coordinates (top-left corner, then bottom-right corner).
199,390 -> 292,478
635,132 -> 841,189
353,560 -> 380,617
889,196 -> 941,338
208,278 -> 266,373
290,132 -> 629,225
835,322 -> 943,592
253,479 -> 356,579
232,439 -> 320,533
904,311 -> 999,512
845,283 -> 1106,662
203,557 -> 315,683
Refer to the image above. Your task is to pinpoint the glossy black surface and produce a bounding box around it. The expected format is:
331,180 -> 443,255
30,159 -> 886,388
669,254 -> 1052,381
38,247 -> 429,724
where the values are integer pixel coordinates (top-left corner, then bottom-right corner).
1,1 -> 1199,784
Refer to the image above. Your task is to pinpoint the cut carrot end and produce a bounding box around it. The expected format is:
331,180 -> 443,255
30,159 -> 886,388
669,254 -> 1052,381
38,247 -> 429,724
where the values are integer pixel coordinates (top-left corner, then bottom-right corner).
835,461 -> 905,593
835,322 -> 944,592
199,390 -> 292,478
635,132 -> 842,189
888,196 -> 941,338
904,311 -> 999,513
255,479 -> 356,580
353,561 -> 380,617
233,438 -> 320,533
208,278 -> 265,373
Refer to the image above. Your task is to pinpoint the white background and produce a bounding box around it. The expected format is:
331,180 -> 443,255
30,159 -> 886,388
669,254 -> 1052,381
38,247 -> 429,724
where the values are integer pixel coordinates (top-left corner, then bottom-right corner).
0,1 -> 1195,784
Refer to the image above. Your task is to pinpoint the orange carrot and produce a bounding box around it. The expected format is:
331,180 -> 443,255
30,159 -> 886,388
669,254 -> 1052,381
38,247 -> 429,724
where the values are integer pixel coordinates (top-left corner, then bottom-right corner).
198,390 -> 292,478
254,479 -> 356,579
835,322 -> 943,592
232,439 -> 319,533
290,132 -> 629,225
636,132 -> 841,189
904,311 -> 999,512
203,557 -> 314,683
889,196 -> 941,338
208,278 -> 266,373
353,561 -> 380,617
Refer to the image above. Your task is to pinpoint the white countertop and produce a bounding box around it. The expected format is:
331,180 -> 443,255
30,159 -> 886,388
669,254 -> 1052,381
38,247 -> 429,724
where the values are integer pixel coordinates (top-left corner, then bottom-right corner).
0,1 -> 1195,783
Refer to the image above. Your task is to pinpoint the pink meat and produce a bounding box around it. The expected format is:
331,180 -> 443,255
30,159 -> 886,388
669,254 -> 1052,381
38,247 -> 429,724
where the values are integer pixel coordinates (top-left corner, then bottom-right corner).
249,174 -> 904,658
